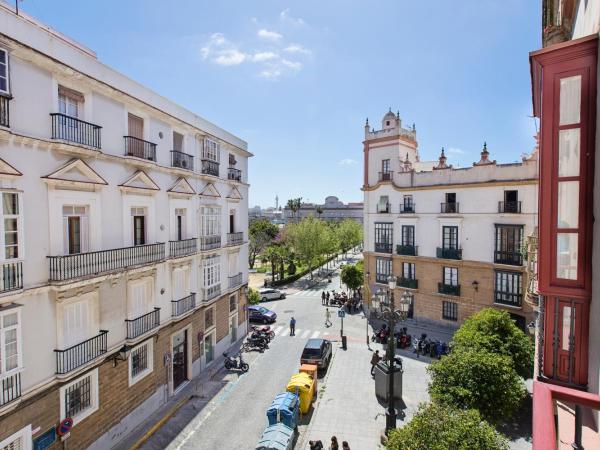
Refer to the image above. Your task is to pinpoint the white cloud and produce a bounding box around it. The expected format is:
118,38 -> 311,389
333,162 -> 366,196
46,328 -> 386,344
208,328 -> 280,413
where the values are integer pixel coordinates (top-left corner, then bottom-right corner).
259,67 -> 283,79
201,33 -> 246,65
280,8 -> 305,26
258,29 -> 282,41
446,147 -> 465,155
338,158 -> 358,166
250,51 -> 279,62
214,49 -> 246,66
284,44 -> 311,55
281,59 -> 302,71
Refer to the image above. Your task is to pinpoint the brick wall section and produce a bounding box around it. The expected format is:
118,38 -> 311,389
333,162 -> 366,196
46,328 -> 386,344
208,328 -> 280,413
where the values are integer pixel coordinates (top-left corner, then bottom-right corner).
215,294 -> 230,342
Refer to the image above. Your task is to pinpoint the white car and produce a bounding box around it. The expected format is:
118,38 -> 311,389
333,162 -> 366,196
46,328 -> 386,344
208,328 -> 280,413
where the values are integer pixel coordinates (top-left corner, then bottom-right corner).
259,288 -> 286,301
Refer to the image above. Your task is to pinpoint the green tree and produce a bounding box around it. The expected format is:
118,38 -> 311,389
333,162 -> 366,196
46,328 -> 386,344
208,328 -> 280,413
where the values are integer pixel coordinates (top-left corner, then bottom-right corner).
286,217 -> 328,279
248,219 -> 279,269
387,403 -> 509,450
341,264 -> 363,295
427,349 -> 526,424
286,197 -> 302,222
316,206 -> 324,218
451,308 -> 534,379
336,219 -> 363,256
247,287 -> 261,305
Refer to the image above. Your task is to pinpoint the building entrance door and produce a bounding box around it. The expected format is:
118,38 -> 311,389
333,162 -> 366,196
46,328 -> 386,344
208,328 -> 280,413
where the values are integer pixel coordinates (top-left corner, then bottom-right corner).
172,329 -> 188,391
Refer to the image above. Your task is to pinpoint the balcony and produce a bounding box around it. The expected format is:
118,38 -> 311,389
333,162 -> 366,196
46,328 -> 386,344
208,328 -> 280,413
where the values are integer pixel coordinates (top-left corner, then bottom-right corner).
498,201 -> 522,213
377,203 -> 391,213
376,274 -> 390,284
202,285 -> 221,302
227,232 -> 244,247
126,308 -> 160,340
124,136 -> 157,161
0,261 -> 22,293
494,291 -> 522,308
374,242 -> 393,254
436,247 -> 463,260
438,282 -> 460,296
440,202 -> 459,213
169,238 -> 197,258
54,330 -> 108,375
399,203 -> 415,213
50,113 -> 102,149
229,272 -> 243,289
378,172 -> 393,182
199,235 -> 221,251
48,243 -> 165,282
171,150 -> 194,170
0,95 -> 10,128
0,372 -> 21,407
228,168 -> 242,182
494,250 -> 523,266
396,244 -> 418,256
201,159 -> 220,177
172,293 -> 196,317
398,277 -> 418,289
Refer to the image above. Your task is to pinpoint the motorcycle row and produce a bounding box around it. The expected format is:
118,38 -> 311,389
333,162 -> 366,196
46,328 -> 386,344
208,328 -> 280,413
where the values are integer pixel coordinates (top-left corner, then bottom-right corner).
371,326 -> 451,359
223,325 -> 275,373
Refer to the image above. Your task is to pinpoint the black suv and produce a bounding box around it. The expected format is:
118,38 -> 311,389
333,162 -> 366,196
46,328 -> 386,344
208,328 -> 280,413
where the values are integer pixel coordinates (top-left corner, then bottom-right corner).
300,338 -> 332,370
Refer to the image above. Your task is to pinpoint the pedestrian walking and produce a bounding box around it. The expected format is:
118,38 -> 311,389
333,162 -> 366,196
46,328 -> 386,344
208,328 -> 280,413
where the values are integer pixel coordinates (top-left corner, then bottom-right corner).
370,350 -> 382,376
329,436 -> 339,450
289,317 -> 296,336
321,291 -> 326,305
309,441 -> 324,450
326,291 -> 330,305
342,441 -> 350,450
325,308 -> 332,327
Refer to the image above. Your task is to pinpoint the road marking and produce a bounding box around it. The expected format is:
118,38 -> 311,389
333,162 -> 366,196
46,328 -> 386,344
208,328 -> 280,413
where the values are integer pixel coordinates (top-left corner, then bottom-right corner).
310,331 -> 320,338
280,329 -> 290,336
273,326 -> 284,335
300,330 -> 310,338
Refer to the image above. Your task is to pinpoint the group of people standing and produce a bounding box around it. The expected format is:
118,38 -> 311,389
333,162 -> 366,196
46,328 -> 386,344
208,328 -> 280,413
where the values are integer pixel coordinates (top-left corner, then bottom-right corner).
320,290 -> 361,313
309,436 -> 351,449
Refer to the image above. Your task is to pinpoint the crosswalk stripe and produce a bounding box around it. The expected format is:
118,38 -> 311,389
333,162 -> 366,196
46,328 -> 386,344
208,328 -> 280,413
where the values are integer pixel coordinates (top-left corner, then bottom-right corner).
310,331 -> 320,338
273,326 -> 284,335
300,330 -> 310,338
280,329 -> 290,336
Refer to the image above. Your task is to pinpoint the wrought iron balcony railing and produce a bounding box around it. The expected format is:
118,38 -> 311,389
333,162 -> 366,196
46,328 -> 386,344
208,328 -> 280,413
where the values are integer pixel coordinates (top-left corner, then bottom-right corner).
48,243 -> 165,282
436,247 -> 462,260
126,308 -> 160,340
169,238 -> 197,258
376,273 -> 390,284
227,232 -> 244,246
54,330 -> 108,375
399,203 -> 415,213
199,235 -> 221,251
494,250 -> 523,266
378,171 -> 393,182
0,372 -> 21,407
438,282 -> 461,296
377,203 -> 391,213
0,95 -> 10,128
50,113 -> 102,149
171,150 -> 194,170
494,291 -> 523,307
440,202 -> 459,213
202,285 -> 221,302
498,201 -> 522,213
0,261 -> 22,292
124,136 -> 157,161
398,277 -> 418,289
228,168 -> 242,181
172,293 -> 196,317
374,242 -> 393,254
229,272 -> 243,289
201,159 -> 220,177
396,244 -> 418,256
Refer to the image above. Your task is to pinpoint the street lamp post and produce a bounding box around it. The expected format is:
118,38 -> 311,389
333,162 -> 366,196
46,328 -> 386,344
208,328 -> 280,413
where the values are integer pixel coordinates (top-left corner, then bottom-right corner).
370,276 -> 412,436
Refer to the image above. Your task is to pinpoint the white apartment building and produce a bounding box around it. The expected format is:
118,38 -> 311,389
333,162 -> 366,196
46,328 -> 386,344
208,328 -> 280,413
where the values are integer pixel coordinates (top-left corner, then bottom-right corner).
363,110 -> 538,329
0,5 -> 250,450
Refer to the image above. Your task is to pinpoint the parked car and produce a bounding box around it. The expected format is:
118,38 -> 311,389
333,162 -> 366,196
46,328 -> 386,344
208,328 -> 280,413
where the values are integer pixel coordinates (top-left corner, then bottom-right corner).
249,305 -> 277,324
300,338 -> 332,370
259,288 -> 286,301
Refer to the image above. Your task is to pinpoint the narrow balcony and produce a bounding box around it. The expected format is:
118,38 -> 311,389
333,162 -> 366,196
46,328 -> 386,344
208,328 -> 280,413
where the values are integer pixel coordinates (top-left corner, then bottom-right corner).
498,201 -> 522,214
494,250 -> 523,266
199,235 -> 221,251
0,372 -> 21,407
438,282 -> 460,296
171,150 -> 194,170
399,203 -> 415,213
201,159 -> 220,177
229,272 -> 243,289
48,243 -> 165,282
202,285 -> 221,302
436,247 -> 462,260
375,274 -> 390,284
172,293 -> 196,317
396,244 -> 418,256
228,168 -> 242,182
398,277 -> 418,289
0,95 -> 10,128
54,330 -> 108,375
124,136 -> 157,161
126,308 -> 160,340
440,202 -> 459,213
227,232 -> 244,247
374,242 -> 393,254
377,203 -> 391,213
169,238 -> 197,258
0,261 -> 22,293
494,291 -> 522,308
378,172 -> 393,182
50,113 -> 102,149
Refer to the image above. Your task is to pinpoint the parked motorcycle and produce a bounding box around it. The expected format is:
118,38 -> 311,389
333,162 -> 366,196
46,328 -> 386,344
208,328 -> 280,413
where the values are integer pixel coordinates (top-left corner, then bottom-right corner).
395,327 -> 412,349
251,325 -> 275,341
242,334 -> 269,352
371,325 -> 390,344
223,351 -> 249,372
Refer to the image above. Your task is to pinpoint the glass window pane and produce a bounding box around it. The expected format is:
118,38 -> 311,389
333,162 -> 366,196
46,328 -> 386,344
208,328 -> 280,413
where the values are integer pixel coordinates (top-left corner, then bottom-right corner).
558,129 -> 580,177
0,79 -> 6,92
3,312 -> 18,327
560,75 -> 581,125
562,306 -> 572,351
557,181 -> 579,228
557,233 -> 578,280
2,193 -> 18,215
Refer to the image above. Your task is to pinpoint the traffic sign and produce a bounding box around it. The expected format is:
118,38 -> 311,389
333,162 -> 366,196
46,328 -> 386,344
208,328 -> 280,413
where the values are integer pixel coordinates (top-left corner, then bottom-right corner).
338,310 -> 345,318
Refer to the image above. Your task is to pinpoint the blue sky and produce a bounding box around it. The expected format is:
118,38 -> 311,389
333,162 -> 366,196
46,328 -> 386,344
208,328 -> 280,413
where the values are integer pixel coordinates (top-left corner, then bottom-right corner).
19,0 -> 541,208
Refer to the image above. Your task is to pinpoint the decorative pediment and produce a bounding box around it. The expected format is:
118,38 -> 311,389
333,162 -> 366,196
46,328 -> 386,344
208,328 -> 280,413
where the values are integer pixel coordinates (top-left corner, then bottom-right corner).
199,183 -> 221,198
226,186 -> 243,201
168,178 -> 196,196
118,170 -> 160,192
42,159 -> 107,189
0,158 -> 22,178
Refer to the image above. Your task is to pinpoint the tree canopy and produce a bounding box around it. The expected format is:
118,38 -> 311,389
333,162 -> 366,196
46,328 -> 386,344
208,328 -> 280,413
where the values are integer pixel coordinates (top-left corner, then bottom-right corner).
285,217 -> 330,278
248,219 -> 279,269
341,263 -> 363,293
336,219 -> 363,254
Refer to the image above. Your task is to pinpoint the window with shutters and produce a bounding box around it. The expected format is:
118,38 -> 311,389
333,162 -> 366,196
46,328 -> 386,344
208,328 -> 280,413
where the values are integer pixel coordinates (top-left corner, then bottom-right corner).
202,256 -> 221,288
173,132 -> 184,152
202,138 -> 220,162
129,339 -> 153,386
59,369 -> 99,425
172,266 -> 190,300
128,279 -> 152,320
63,205 -> 89,255
58,86 -> 83,119
0,48 -> 8,95
61,298 -> 92,349
200,206 -> 221,237
0,426 -> 32,450
2,193 -> 21,260
204,307 -> 215,329
0,307 -> 21,375
131,207 -> 147,246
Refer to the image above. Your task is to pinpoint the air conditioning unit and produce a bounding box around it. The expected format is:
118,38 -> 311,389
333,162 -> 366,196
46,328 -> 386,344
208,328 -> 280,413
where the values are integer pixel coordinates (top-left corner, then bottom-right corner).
181,159 -> 188,169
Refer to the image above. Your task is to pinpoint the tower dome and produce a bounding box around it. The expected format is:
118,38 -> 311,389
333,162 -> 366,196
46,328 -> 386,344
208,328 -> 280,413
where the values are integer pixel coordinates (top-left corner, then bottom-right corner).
382,108 -> 399,130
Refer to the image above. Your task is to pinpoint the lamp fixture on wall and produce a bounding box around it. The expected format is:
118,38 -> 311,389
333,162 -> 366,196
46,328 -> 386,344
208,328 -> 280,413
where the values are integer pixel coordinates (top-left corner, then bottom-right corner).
472,280 -> 479,292
113,345 -> 132,367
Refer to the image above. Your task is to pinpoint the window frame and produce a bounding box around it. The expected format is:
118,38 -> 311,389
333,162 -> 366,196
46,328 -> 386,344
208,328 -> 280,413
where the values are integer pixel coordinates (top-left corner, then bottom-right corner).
202,138 -> 220,162
442,226 -> 458,250
0,425 -> 32,450
443,267 -> 458,286
0,306 -> 22,376
0,48 -> 9,96
375,257 -> 392,284
1,192 -> 22,261
200,206 -> 221,237
204,306 -> 215,330
128,339 -> 154,386
401,225 -> 415,247
402,262 -> 415,280
442,301 -> 458,321
59,368 -> 99,425
374,222 -> 393,253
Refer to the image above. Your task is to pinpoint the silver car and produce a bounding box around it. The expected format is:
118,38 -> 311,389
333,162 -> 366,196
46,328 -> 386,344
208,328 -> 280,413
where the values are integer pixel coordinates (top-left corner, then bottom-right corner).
259,288 -> 286,301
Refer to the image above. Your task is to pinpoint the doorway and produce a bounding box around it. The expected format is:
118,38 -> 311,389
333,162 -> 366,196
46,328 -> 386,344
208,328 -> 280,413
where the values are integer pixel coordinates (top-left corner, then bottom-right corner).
172,329 -> 189,391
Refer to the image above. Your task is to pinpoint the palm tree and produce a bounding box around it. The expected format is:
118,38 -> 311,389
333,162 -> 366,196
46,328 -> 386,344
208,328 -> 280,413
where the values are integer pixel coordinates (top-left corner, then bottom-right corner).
316,206 -> 323,218
287,197 -> 303,222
